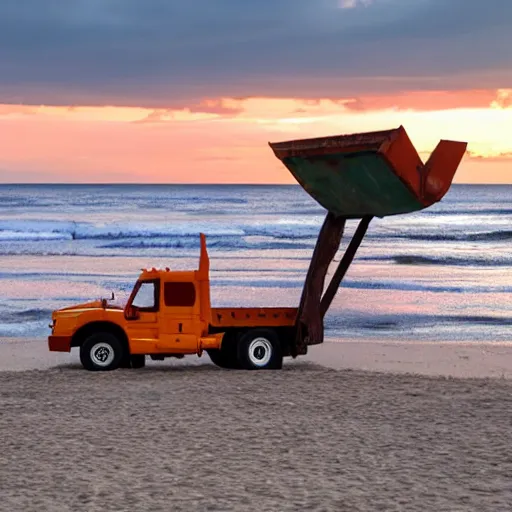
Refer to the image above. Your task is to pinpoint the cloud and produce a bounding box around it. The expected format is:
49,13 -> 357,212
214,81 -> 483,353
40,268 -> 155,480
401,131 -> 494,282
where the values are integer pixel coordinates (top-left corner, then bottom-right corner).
338,0 -> 372,8
466,150 -> 512,161
0,0 -> 510,107
491,89 -> 512,109
184,99 -> 245,116
344,90 -> 498,112
0,105 -> 38,117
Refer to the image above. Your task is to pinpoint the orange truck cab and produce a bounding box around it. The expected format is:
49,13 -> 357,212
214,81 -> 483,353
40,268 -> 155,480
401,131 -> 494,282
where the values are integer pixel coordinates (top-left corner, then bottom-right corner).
48,234 -> 297,371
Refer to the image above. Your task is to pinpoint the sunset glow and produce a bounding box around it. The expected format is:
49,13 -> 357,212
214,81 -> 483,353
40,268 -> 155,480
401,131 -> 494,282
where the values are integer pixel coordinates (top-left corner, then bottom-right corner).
0,0 -> 510,184
0,89 -> 511,184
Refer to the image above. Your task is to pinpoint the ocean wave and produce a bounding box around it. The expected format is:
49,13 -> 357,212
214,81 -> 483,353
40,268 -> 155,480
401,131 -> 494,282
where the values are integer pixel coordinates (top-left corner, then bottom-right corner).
209,278 -> 512,294
0,220 -> 248,241
5,218 -> 512,246
0,271 -> 134,280
325,313 -> 512,332
0,230 -> 70,241
0,321 -> 49,337
387,229 -> 512,243
0,219 -> 322,242
0,192 -> 251,209
0,248 -> 314,258
9,308 -> 54,322
361,254 -> 512,267
0,250 -> 108,257
0,199 -> 56,208
422,208 -> 512,216
0,307 -> 54,337
337,280 -> 512,294
464,230 -> 512,241
101,239 -> 314,251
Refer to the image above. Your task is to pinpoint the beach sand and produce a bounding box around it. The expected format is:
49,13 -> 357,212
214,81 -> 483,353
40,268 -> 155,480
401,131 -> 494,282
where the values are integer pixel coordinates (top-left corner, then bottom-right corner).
1,338 -> 512,511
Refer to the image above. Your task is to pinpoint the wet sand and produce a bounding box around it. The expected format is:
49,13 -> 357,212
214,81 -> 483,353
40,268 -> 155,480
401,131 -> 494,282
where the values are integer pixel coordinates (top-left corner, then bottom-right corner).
1,338 -> 512,511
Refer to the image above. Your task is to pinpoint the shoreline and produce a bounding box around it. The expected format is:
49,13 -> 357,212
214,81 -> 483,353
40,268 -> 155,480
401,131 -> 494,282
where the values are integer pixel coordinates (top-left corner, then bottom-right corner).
2,336 -> 512,378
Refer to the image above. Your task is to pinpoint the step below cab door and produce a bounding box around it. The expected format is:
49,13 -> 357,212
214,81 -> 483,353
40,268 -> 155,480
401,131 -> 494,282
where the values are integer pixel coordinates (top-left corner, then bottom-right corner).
157,280 -> 201,353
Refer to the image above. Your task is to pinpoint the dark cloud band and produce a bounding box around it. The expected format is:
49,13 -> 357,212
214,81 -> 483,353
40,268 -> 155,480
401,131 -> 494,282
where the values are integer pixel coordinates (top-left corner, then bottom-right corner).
0,0 -> 510,106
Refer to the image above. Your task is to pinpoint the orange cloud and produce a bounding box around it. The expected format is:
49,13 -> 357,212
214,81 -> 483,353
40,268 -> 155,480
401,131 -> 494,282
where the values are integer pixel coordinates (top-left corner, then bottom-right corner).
0,89 -> 511,184
466,150 -> 512,161
134,99 -> 245,124
0,88 -> 507,123
0,104 -> 38,117
490,89 -> 512,109
344,90 -> 498,112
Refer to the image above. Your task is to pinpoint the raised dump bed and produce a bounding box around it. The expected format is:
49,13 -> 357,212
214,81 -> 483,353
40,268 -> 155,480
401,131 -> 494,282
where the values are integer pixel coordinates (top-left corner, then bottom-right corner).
269,126 -> 467,355
269,125 -> 467,218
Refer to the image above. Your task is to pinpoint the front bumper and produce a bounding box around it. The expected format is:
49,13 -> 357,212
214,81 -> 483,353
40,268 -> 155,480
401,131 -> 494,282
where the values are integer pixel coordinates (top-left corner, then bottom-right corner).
48,335 -> 72,352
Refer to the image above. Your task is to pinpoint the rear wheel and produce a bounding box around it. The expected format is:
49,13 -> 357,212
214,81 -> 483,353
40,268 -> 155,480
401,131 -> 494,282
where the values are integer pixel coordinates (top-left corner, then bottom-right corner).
80,332 -> 124,371
237,329 -> 282,370
207,349 -> 240,369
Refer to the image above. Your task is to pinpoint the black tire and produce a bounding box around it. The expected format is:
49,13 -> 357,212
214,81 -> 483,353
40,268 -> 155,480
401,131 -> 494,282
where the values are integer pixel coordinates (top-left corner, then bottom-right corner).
237,329 -> 282,370
119,354 -> 132,368
130,355 -> 146,369
207,333 -> 241,369
207,349 -> 227,367
207,349 -> 239,369
79,332 -> 124,371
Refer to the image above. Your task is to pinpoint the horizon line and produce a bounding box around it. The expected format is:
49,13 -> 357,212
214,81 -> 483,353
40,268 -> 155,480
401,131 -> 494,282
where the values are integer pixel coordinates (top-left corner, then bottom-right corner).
0,182 -> 300,186
0,182 -> 510,186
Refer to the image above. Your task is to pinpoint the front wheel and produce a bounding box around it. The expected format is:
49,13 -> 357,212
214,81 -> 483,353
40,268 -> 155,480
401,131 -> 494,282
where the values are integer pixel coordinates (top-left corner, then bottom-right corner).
237,329 -> 282,370
80,332 -> 124,371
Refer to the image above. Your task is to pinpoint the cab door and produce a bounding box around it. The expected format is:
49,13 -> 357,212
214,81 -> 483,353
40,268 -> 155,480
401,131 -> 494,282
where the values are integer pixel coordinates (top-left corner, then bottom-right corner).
157,280 -> 201,353
124,279 -> 160,353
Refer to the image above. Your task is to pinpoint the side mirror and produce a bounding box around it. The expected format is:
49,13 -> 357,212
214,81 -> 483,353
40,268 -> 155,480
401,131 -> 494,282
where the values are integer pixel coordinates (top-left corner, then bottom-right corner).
125,305 -> 140,320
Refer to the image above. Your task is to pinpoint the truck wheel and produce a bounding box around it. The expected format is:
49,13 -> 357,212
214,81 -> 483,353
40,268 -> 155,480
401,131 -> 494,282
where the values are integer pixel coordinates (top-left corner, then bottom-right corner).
207,349 -> 240,369
237,329 -> 282,370
119,353 -> 132,368
130,355 -> 146,369
207,332 -> 241,369
80,332 -> 124,371
207,349 -> 227,367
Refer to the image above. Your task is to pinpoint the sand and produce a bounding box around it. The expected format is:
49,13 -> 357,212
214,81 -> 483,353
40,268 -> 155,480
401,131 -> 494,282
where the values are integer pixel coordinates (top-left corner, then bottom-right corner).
3,336 -> 512,378
1,338 -> 512,511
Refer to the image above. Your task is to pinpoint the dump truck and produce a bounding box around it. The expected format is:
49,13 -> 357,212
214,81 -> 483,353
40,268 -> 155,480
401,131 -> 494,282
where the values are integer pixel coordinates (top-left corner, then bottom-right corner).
49,233 -> 297,371
48,126 -> 467,370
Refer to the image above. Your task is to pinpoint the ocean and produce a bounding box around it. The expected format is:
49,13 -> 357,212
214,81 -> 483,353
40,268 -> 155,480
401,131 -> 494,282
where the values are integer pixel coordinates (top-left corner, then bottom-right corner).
1,183 -> 511,343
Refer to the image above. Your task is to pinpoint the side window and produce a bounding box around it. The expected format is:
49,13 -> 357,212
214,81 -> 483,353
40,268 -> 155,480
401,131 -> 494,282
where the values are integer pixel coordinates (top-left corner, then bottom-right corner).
164,282 -> 196,307
132,281 -> 158,311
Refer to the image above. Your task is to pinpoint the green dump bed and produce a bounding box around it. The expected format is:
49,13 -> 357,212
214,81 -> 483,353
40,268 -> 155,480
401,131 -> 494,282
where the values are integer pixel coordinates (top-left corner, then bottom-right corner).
269,125 -> 467,218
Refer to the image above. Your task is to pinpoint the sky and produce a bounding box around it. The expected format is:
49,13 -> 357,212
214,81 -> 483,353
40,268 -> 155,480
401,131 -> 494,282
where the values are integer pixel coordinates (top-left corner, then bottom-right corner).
0,0 -> 511,184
